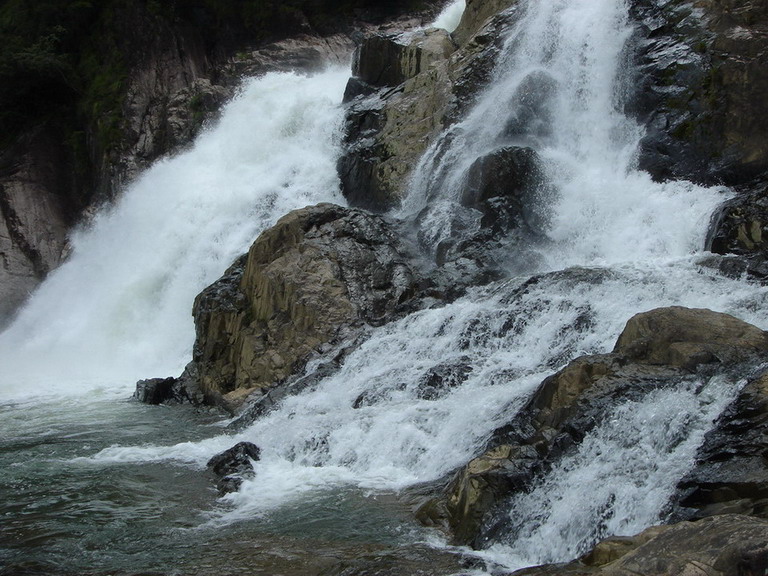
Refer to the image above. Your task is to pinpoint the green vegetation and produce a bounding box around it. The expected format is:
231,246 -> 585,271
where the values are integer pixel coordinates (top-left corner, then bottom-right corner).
0,0 -> 427,179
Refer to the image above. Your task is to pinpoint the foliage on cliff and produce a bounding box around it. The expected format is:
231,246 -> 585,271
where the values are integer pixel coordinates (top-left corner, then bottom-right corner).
0,0 -> 427,160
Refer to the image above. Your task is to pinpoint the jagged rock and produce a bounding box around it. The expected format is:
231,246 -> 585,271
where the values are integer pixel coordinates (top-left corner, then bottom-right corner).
706,182 -> 768,281
435,306 -> 768,547
134,372 -> 205,406
207,441 -> 261,494
630,0 -> 768,185
186,203 -> 427,411
352,29 -> 455,90
511,514 -> 768,576
134,377 -> 178,405
339,1 -> 522,211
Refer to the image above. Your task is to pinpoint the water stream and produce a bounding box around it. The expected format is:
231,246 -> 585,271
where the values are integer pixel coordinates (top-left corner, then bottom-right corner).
2,0 -> 768,574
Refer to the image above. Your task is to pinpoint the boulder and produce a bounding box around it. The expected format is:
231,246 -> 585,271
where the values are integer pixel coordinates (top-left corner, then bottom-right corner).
434,307 -> 768,548
184,203 -> 426,411
459,146 -> 550,235
206,441 -> 261,495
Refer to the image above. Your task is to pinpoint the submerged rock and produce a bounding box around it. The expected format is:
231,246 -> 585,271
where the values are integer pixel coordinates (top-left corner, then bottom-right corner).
432,306 -> 768,548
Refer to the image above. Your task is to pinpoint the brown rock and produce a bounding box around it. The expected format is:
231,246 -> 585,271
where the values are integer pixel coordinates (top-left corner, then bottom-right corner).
440,307 -> 768,547
187,203 -> 423,410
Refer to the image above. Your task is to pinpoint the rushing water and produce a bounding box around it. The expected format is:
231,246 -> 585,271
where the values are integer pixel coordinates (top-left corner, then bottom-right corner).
2,0 -> 768,574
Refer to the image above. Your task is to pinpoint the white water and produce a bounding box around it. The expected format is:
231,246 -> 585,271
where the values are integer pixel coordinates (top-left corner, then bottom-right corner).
0,69 -> 349,400
3,0 -> 768,572
432,0 -> 466,32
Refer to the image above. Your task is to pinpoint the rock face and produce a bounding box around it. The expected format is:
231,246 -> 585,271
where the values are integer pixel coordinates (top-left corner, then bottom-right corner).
431,307 -> 768,548
630,0 -> 768,185
511,514 -> 768,576
185,203 -> 426,410
339,0 -> 520,211
0,130 -> 73,327
672,370 -> 768,521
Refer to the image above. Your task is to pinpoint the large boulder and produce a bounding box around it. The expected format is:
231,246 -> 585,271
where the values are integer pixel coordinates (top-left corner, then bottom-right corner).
630,0 -> 768,185
184,203 -> 426,411
430,307 -> 768,548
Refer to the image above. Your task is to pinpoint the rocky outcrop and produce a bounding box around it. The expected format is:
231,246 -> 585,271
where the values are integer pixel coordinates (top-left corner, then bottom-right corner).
511,514 -> 768,576
429,307 -> 768,548
183,203 -> 428,411
339,0 -> 520,211
630,0 -> 768,185
0,2 -> 441,326
207,441 -> 261,494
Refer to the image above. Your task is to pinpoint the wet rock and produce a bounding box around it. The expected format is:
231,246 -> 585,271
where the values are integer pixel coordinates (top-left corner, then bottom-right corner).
186,203 -> 429,411
339,1 -> 522,211
134,377 -> 178,405
460,146 -> 551,236
207,441 -> 261,495
629,0 -> 768,185
438,306 -> 768,548
513,514 -> 768,576
672,370 -> 768,521
707,182 -> 768,281
134,371 -> 205,406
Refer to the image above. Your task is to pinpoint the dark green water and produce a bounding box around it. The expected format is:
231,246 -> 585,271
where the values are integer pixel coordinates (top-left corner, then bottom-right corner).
0,396 -> 464,576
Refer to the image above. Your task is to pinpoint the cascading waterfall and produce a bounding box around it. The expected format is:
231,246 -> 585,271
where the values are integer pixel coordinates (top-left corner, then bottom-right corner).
0,69 -> 348,400
3,0 -> 768,574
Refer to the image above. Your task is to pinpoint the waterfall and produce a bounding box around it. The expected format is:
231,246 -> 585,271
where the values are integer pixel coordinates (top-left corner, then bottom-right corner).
0,69 -> 349,401
2,0 -> 768,573
93,0 -> 766,563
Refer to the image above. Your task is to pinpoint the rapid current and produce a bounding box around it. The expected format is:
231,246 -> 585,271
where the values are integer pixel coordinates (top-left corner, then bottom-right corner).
2,0 -> 768,574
